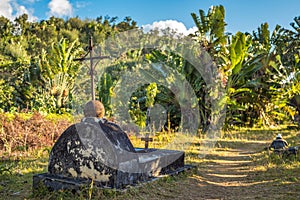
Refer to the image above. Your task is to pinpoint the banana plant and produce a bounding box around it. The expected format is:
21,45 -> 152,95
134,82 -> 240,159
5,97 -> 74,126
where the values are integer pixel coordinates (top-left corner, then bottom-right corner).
36,38 -> 83,112
221,26 -> 275,126
260,19 -> 300,124
267,53 -> 300,122
191,5 -> 227,57
223,32 -> 263,126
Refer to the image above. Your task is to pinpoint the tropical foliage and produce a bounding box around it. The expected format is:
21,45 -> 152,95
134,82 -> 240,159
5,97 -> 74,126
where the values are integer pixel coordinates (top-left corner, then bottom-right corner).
190,5 -> 300,127
0,14 -> 137,113
0,5 -> 299,130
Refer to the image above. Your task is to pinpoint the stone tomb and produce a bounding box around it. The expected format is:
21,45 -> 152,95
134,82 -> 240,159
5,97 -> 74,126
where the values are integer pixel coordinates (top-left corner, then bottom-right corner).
33,117 -> 191,190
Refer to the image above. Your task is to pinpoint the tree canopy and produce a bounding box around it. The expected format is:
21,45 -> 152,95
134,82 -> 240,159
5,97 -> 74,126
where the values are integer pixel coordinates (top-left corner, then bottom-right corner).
0,6 -> 299,129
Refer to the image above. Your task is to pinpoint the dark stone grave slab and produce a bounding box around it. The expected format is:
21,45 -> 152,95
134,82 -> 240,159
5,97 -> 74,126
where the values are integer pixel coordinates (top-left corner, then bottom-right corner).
33,117 -> 193,190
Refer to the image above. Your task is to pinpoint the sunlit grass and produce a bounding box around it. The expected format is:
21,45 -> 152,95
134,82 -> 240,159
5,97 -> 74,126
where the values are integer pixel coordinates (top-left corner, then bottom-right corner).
1,126 -> 300,199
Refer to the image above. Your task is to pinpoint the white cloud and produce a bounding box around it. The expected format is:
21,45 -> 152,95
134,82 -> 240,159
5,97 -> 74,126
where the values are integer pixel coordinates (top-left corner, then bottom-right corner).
48,0 -> 73,17
142,20 -> 198,36
0,0 -> 37,21
0,0 -> 14,20
75,1 -> 90,9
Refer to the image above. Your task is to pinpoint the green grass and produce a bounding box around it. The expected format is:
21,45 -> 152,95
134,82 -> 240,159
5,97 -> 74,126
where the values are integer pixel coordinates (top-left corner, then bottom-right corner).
1,127 -> 300,199
0,155 -> 48,199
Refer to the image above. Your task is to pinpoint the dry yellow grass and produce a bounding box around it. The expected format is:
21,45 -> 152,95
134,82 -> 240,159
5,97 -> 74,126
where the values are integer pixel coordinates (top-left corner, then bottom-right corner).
1,127 -> 300,199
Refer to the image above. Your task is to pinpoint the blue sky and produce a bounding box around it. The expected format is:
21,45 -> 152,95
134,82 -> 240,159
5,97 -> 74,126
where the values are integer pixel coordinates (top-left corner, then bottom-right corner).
1,0 -> 300,34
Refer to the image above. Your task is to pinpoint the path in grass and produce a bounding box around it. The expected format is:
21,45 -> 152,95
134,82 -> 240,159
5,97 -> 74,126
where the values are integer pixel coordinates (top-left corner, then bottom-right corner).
170,140 -> 299,200
185,141 -> 267,199
3,133 -> 300,200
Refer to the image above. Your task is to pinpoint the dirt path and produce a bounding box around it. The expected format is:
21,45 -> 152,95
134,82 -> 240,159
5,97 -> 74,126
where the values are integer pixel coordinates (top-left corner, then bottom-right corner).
169,140 -> 299,200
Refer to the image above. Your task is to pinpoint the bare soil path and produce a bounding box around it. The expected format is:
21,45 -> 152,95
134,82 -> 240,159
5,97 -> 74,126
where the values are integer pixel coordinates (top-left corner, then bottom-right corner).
164,140 -> 300,200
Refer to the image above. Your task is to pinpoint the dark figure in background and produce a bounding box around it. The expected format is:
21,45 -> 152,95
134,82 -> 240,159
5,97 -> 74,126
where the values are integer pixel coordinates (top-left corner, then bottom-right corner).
269,134 -> 299,156
269,134 -> 289,152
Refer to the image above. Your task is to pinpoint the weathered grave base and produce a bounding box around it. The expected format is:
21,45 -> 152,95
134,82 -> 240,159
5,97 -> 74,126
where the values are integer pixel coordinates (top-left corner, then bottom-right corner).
33,164 -> 194,191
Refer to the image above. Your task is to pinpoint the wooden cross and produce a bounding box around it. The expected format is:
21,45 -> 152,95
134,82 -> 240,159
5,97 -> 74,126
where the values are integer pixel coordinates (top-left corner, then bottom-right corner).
141,107 -> 153,149
141,135 -> 153,149
74,36 -> 110,100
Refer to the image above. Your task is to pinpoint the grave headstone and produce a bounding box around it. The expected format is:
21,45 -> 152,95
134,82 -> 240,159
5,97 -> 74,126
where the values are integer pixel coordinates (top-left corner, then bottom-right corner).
33,101 -> 191,190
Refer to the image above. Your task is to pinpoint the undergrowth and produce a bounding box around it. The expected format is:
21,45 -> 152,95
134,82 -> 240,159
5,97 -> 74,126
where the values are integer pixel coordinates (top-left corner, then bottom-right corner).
0,112 -> 73,158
